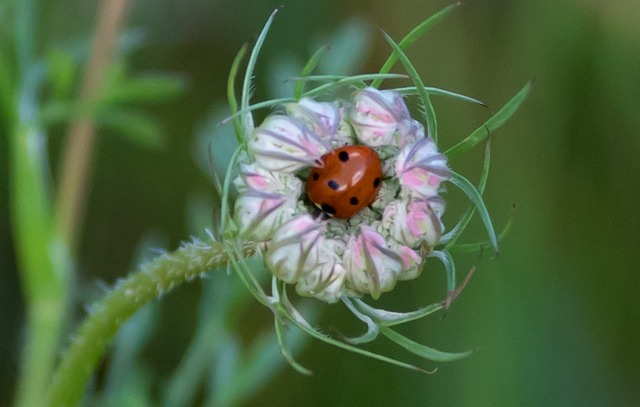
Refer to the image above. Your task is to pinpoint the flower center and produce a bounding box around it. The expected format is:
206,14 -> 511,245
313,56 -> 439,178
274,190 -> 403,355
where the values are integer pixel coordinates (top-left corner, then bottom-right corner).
306,146 -> 383,219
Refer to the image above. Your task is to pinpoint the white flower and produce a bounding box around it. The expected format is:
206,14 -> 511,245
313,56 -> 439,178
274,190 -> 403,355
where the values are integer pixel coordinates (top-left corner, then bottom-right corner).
234,87 -> 450,302
265,215 -> 347,303
395,136 -> 450,199
349,87 -> 410,147
249,115 -> 330,172
265,214 -> 325,283
382,198 -> 445,248
286,98 -> 340,139
233,164 -> 301,241
343,224 -> 404,298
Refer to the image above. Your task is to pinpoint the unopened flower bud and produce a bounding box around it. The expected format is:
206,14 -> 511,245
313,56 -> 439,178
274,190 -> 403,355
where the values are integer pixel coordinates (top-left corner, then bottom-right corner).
265,214 -> 326,283
395,137 -> 450,199
382,198 -> 444,248
349,87 -> 410,147
249,115 -> 330,172
344,224 -> 403,298
286,98 -> 340,139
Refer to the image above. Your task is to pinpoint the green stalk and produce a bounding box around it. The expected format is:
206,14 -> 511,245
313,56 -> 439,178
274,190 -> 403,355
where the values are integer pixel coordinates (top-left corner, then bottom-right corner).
46,240 -> 254,407
11,121 -> 71,407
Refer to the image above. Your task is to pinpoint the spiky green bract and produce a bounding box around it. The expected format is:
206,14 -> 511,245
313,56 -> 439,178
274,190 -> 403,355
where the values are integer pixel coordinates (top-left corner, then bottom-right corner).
382,31 -> 438,142
228,43 -> 249,143
294,45 -> 329,100
442,141 -> 492,248
371,2 -> 461,89
445,81 -> 533,158
46,239 -> 253,407
450,170 -> 500,255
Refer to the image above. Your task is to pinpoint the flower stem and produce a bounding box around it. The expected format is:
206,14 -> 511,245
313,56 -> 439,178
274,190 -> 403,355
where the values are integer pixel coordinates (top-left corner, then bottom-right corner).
46,239 -> 253,407
55,0 -> 129,249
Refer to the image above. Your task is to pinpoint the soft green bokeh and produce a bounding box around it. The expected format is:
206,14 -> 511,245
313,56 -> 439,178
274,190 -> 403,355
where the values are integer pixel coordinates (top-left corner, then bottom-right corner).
2,0 -> 639,406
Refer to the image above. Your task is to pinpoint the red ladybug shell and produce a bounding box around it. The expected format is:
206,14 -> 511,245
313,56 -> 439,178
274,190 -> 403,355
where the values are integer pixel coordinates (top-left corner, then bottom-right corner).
306,146 -> 383,219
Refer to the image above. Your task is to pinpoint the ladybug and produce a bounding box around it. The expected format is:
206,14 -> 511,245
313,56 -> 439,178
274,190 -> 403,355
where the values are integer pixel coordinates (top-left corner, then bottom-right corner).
306,145 -> 383,219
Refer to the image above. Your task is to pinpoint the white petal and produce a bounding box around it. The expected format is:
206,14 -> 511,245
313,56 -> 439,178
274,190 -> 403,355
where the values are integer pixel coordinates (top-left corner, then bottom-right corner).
265,214 -> 325,283
234,189 -> 298,242
382,198 -> 444,248
343,224 -> 403,298
286,98 -> 340,139
249,115 -> 330,173
395,137 -> 450,199
349,87 -> 410,147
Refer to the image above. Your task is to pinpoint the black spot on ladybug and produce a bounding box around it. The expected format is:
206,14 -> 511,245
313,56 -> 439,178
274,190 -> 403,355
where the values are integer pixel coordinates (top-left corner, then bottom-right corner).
338,151 -> 349,162
350,197 -> 359,206
327,180 -> 339,190
321,203 -> 336,215
373,177 -> 381,188
312,172 -> 319,181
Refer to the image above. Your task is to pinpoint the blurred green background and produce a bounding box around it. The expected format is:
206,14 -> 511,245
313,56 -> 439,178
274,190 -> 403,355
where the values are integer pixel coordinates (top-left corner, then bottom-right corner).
2,0 -> 640,406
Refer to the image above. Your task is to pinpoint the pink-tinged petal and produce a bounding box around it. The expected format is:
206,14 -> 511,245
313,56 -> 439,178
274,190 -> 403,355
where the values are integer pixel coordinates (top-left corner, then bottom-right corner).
382,198 -> 445,248
296,258 -> 347,304
249,115 -> 330,173
286,98 -> 340,139
266,215 -> 348,303
395,137 -> 450,199
343,224 -> 404,298
395,245 -> 423,281
233,189 -> 299,242
349,87 -> 410,147
234,163 -> 302,194
265,214 -> 325,283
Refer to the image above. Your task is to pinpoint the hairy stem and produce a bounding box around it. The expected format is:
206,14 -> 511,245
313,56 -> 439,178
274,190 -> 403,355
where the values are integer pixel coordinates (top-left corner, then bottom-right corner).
46,239 -> 254,407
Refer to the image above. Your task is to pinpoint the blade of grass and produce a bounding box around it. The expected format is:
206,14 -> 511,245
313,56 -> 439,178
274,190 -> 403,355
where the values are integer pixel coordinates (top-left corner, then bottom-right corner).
293,45 -> 329,100
394,85 -> 488,108
445,81 -> 532,158
227,43 -> 248,143
353,299 -> 443,327
240,8 -> 280,143
372,2 -> 461,88
382,31 -> 438,142
449,170 -> 499,255
441,141 -> 491,247
280,289 -> 430,373
381,327 -> 472,362
429,250 -> 456,293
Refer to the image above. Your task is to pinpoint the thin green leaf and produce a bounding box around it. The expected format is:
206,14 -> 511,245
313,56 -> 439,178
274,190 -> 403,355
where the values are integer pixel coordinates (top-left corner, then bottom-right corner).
448,210 -> 515,254
445,81 -> 532,158
292,73 -> 407,83
382,31 -> 438,142
372,2 -> 460,88
274,315 -> 313,376
241,8 -> 280,142
221,73 -> 407,125
449,171 -> 499,255
442,141 -> 491,247
227,43 -> 249,143
225,239 -> 270,307
394,86 -> 488,108
279,289 -> 429,373
219,146 -> 241,235
381,327 -> 472,362
429,250 -> 456,293
294,45 -> 329,100
354,299 -> 443,327
341,297 -> 379,344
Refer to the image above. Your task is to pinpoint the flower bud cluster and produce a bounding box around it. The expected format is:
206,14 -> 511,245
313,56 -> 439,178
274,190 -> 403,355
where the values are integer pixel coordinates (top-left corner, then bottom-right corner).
233,88 -> 450,302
